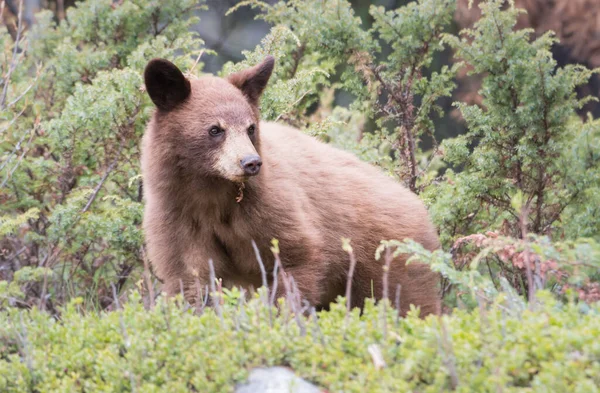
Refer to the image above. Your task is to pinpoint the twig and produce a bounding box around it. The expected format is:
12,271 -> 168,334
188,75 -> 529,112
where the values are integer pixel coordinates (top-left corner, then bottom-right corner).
194,276 -> 203,315
289,276 -> 306,336
5,73 -> 38,109
233,288 -> 247,332
81,151 -> 121,213
0,0 -> 24,109
5,246 -> 26,263
112,283 -> 137,393
343,238 -> 357,315
309,306 -> 325,347
274,251 -> 302,333
179,279 -> 191,312
185,49 -> 205,78
342,238 -> 357,337
0,1 -> 6,22
202,285 -> 209,310
251,240 -> 269,300
208,258 -> 223,322
382,246 -> 393,340
382,243 -> 393,302
0,105 -> 26,136
252,239 -> 272,326
271,240 -> 284,305
394,284 -> 402,326
16,313 -> 34,375
520,204 -> 537,306
0,129 -> 24,170
275,89 -> 311,122
115,263 -> 134,296
269,255 -> 279,306
81,160 -> 117,212
111,283 -> 121,310
439,317 -> 459,390
141,246 -> 155,309
38,266 -> 49,312
270,240 -> 305,334
1,128 -> 34,188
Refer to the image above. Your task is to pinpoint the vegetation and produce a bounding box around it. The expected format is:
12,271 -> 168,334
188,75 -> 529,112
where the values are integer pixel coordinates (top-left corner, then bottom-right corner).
2,291 -> 600,392
1,0 -> 599,391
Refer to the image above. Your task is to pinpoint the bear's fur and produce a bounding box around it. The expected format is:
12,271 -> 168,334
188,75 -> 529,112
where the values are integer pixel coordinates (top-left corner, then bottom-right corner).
141,56 -> 441,316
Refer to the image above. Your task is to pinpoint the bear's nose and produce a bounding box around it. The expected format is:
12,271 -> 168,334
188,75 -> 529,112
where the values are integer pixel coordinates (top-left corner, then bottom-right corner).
240,155 -> 262,176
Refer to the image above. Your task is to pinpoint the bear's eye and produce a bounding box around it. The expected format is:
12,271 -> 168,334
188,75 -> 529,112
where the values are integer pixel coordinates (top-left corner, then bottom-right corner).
247,125 -> 256,136
209,126 -> 224,137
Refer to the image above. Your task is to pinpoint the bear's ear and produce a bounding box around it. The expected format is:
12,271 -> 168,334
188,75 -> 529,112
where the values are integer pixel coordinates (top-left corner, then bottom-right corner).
144,59 -> 191,112
227,55 -> 275,106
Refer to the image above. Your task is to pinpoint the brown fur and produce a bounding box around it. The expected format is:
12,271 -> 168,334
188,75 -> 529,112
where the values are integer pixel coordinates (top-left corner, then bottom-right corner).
141,57 -> 441,317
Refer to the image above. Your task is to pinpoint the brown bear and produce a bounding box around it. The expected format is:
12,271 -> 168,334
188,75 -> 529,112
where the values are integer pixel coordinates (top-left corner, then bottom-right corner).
141,55 -> 441,316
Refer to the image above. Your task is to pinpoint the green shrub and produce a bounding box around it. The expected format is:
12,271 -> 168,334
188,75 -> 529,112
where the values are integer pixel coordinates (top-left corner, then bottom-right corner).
429,0 -> 600,244
1,0 -> 206,308
1,291 -> 599,392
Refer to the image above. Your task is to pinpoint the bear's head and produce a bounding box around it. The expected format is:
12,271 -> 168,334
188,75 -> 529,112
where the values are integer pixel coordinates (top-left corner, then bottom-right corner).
143,56 -> 274,183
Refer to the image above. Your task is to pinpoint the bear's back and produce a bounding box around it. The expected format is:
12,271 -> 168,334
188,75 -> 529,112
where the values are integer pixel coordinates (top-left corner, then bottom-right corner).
258,121 -> 439,252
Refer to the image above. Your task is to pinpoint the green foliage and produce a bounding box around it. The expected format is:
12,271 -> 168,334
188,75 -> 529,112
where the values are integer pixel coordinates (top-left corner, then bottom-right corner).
1,0 -> 206,307
416,0 -> 600,301
0,209 -> 39,237
0,267 -> 52,308
220,24 -> 331,125
1,292 -> 599,392
225,0 -> 373,132
234,0 -> 457,187
429,0 -> 600,243
368,0 -> 457,189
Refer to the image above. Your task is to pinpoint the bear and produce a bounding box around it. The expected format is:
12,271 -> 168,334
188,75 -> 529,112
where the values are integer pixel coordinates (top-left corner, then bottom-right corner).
141,55 -> 441,317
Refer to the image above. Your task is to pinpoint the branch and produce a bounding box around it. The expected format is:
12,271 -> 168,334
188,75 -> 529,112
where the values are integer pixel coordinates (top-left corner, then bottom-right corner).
0,0 -> 24,109
80,158 -> 118,213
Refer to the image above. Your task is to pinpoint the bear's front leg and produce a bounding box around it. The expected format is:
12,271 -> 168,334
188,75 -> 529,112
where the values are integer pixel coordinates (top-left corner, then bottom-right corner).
150,226 -> 231,306
176,238 -> 236,306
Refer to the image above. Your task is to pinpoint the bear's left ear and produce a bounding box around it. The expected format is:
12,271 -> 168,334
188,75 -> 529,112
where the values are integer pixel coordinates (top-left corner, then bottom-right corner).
228,55 -> 275,106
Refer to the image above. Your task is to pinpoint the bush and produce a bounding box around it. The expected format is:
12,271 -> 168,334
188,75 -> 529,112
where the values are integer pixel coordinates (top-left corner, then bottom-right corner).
1,0 -> 205,309
1,291 -> 600,393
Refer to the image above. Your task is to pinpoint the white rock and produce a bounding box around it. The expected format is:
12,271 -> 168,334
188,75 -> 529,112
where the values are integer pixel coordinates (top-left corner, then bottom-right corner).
235,367 -> 322,393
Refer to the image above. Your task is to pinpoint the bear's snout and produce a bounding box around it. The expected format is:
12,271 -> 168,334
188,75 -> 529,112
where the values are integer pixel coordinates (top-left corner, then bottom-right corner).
240,154 -> 262,176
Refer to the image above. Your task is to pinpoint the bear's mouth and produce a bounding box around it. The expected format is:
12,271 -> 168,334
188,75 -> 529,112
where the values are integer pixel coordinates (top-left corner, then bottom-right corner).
228,174 -> 251,183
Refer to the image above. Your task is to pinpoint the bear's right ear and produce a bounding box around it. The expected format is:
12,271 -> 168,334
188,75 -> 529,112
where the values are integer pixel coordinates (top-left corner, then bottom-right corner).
227,55 -> 275,106
144,59 -> 191,112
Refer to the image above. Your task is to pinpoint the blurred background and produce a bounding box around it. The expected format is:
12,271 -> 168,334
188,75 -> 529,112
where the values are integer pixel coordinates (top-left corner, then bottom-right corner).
3,0 -> 599,134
